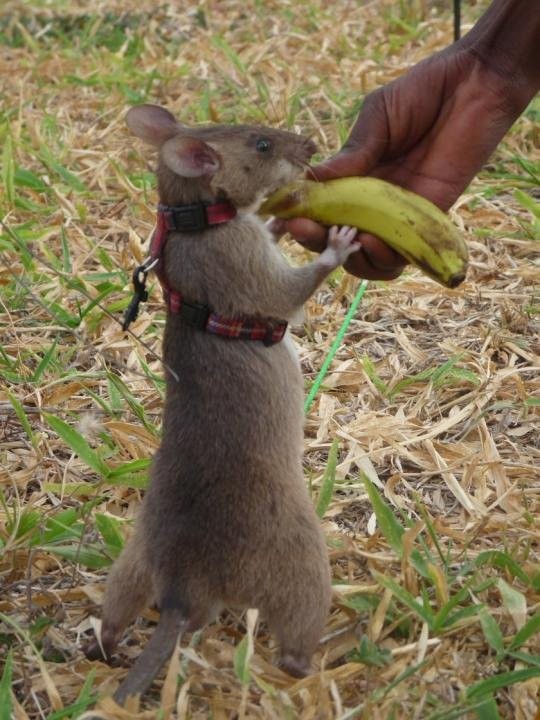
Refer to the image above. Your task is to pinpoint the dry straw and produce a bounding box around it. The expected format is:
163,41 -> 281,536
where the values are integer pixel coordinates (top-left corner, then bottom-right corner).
0,0 -> 538,718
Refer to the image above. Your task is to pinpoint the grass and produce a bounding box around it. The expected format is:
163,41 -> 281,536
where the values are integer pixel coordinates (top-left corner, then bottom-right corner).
1,0 -> 539,718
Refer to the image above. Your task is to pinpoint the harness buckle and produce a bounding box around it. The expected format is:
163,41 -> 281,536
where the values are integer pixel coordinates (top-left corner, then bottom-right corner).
180,300 -> 210,330
168,204 -> 208,233
122,264 -> 149,331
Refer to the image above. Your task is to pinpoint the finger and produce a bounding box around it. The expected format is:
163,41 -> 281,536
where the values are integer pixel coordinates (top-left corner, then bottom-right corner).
265,217 -> 287,241
310,89 -> 388,182
286,219 -> 406,281
342,234 -> 406,280
284,218 -> 329,253
342,226 -> 358,243
372,163 -> 461,212
344,245 -> 405,281
359,234 -> 405,271
310,149 -> 377,182
335,225 -> 357,243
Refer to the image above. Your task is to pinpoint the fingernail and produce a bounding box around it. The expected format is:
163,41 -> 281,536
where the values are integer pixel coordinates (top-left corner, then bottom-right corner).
267,218 -> 286,233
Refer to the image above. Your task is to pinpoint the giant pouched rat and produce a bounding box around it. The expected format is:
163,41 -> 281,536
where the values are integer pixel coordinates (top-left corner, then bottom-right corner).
86,103 -> 360,703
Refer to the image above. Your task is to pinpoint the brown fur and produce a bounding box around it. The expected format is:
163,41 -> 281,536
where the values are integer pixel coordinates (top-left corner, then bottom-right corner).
85,105 -> 359,703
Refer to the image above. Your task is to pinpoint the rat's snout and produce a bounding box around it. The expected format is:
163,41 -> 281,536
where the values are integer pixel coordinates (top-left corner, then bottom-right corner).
299,138 -> 317,163
306,138 -> 317,156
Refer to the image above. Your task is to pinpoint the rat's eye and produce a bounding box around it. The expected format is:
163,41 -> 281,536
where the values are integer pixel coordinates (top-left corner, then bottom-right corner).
256,137 -> 271,153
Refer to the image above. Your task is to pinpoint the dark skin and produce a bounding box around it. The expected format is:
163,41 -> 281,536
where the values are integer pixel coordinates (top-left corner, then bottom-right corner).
282,0 -> 540,280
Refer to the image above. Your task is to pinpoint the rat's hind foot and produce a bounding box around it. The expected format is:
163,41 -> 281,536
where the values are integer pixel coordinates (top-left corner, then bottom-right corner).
84,620 -> 125,664
84,637 -> 114,663
279,652 -> 311,678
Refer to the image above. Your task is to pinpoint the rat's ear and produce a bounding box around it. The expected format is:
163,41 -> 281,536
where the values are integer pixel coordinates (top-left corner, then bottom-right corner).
126,104 -> 182,146
162,136 -> 221,178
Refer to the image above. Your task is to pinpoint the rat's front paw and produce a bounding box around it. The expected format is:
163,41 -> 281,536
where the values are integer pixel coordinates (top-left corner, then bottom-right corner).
322,225 -> 361,268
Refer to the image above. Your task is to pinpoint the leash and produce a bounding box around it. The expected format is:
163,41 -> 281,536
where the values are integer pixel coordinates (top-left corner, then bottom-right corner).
304,279 -> 368,414
305,1 -> 462,414
454,0 -> 461,41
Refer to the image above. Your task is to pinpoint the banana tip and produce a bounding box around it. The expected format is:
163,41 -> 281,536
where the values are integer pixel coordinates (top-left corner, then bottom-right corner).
448,272 -> 466,289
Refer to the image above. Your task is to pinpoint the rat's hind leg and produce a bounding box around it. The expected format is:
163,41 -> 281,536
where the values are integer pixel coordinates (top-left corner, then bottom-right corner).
85,538 -> 153,661
264,550 -> 331,677
272,591 -> 331,677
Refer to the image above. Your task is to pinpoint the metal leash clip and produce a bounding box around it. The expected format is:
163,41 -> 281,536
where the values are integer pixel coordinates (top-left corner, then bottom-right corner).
122,257 -> 159,331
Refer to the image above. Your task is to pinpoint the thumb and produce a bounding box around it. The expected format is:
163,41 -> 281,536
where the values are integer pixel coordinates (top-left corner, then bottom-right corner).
311,89 -> 388,181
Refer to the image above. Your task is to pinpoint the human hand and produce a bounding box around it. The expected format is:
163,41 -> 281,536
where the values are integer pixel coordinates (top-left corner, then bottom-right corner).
286,10 -> 538,280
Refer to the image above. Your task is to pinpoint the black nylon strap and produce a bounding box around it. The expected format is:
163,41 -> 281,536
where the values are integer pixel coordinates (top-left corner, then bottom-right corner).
161,203 -> 209,233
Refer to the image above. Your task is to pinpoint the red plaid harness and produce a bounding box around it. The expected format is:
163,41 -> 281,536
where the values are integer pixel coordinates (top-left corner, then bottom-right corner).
124,201 -> 288,346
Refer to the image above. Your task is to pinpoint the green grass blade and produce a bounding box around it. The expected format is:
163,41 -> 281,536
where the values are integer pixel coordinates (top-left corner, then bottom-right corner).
39,147 -> 87,191
105,474 -> 149,489
108,458 -> 152,478
106,373 -> 156,433
47,698 -> 99,720
233,635 -> 251,685
432,579 -> 476,631
478,608 -> 505,655
373,571 -> 433,624
7,508 -> 40,540
431,356 -> 460,386
44,413 -> 110,478
372,659 -> 428,701
415,498 -> 446,566
14,166 -> 48,191
466,667 -> 540,699
361,473 -> 404,556
106,458 -> 151,488
348,635 -> 392,667
315,439 -> 338,517
7,390 -> 38,448
94,513 -> 125,555
473,695 -> 501,720
45,668 -> 97,719
76,668 -> 97,703
211,35 -> 246,73
0,649 -> 13,720
508,612 -> 540,651
445,603 -> 488,628
60,226 -> 72,273
513,155 -> 540,184
2,134 -> 15,206
361,473 -> 432,576
32,339 -> 58,382
361,354 -> 388,396
43,481 -> 100,495
474,550 -> 531,585
38,507 -> 83,544
514,188 -> 540,219
42,543 -> 113,569
507,650 -> 540,667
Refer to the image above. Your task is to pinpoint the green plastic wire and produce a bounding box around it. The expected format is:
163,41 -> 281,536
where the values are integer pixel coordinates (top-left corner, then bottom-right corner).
304,278 -> 369,414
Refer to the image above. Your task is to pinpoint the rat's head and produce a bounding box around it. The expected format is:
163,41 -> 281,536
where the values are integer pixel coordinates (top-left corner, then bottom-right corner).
126,104 -> 316,209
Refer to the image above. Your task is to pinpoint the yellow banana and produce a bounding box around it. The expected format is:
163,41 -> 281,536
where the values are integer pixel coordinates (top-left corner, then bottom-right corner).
260,177 -> 468,288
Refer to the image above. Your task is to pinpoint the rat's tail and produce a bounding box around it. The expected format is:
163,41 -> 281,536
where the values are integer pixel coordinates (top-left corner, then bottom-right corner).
113,607 -> 185,705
